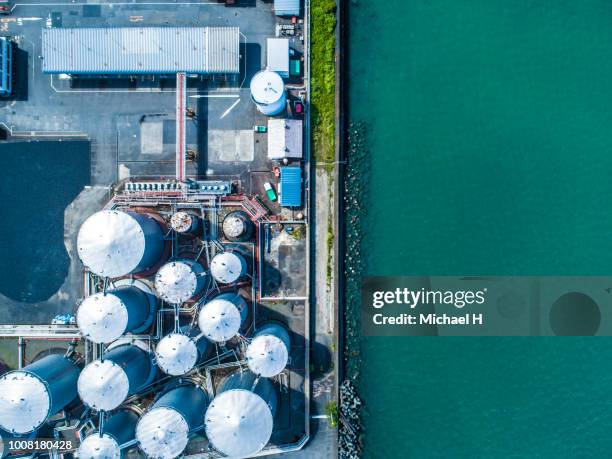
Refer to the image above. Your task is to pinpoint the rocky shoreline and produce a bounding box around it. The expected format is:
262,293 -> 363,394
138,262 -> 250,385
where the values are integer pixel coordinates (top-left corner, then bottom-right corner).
339,121 -> 367,458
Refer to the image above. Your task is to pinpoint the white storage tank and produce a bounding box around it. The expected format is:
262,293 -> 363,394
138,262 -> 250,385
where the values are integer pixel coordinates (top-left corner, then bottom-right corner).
78,344 -> 157,411
77,210 -> 165,278
210,251 -> 247,284
76,286 -> 156,344
136,384 -> 208,459
155,330 -> 210,376
246,322 -> 291,377
155,260 -> 206,304
250,70 -> 286,116
77,409 -> 139,459
0,354 -> 81,434
205,370 -> 277,457
197,292 -> 248,343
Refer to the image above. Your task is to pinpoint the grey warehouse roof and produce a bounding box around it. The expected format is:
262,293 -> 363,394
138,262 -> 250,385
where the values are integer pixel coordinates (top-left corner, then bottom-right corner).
42,27 -> 240,74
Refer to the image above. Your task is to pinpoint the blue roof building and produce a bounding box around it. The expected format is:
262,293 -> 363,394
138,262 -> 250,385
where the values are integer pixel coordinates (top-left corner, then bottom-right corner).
274,0 -> 300,17
0,38 -> 12,96
279,167 -> 302,207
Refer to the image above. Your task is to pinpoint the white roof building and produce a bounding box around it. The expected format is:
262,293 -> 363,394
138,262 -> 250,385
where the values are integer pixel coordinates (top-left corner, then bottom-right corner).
268,119 -> 303,160
267,38 -> 289,77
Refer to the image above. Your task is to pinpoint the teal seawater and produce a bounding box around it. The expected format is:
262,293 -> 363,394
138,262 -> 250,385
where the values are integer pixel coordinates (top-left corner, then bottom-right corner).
348,1 -> 612,457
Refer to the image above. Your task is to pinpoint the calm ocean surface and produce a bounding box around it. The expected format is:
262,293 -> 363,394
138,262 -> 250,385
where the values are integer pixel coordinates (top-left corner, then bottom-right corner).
348,1 -> 612,457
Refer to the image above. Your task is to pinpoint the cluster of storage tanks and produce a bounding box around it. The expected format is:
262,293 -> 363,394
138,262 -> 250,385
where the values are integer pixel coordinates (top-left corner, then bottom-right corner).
0,208 -> 292,459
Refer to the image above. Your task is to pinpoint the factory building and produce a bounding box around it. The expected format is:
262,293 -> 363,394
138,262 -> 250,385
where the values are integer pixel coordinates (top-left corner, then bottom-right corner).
77,343 -> 157,411
77,210 -> 165,279
0,354 -> 81,434
268,119 -> 303,160
246,322 -> 291,377
274,0 -> 300,17
42,27 -> 240,75
155,330 -> 210,376
205,370 -> 277,457
210,251 -> 247,284
136,384 -> 208,459
267,38 -> 290,78
279,166 -> 303,207
78,409 -> 139,459
76,285 -> 157,343
0,37 -> 11,96
197,292 -> 248,343
222,211 -> 254,242
155,260 -> 206,304
250,70 -> 287,116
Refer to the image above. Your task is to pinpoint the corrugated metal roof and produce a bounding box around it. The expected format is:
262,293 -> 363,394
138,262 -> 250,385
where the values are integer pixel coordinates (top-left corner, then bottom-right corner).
268,119 -> 303,159
280,167 -> 302,207
267,38 -> 289,76
42,27 -> 240,74
274,0 -> 300,16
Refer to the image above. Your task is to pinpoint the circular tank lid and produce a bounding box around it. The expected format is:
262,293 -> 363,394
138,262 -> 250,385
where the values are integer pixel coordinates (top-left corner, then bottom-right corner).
78,433 -> 121,459
246,335 -> 289,378
155,334 -> 198,376
205,389 -> 273,457
77,292 -> 129,344
155,261 -> 199,304
0,371 -> 50,434
198,298 -> 242,342
250,70 -> 285,105
136,407 -> 190,459
78,360 -> 130,411
222,215 -> 246,238
170,212 -> 194,234
77,210 -> 148,278
210,252 -> 244,284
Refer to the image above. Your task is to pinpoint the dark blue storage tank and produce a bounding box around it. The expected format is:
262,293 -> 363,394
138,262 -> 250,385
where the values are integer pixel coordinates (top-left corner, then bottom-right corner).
77,409 -> 139,459
77,285 -> 156,344
0,354 -> 81,434
78,344 -> 156,411
155,328 -> 211,376
205,370 -> 277,457
136,384 -> 208,459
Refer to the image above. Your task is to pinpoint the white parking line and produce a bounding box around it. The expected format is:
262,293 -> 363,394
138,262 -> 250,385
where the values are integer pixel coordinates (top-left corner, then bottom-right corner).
189,94 -> 240,99
220,98 -> 240,119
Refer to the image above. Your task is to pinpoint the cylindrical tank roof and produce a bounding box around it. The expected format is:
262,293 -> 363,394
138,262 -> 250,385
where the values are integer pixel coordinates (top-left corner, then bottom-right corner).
136,407 -> 190,459
78,360 -> 130,411
246,334 -> 289,377
77,210 -> 163,278
77,433 -> 120,459
210,251 -> 246,284
205,389 -> 274,457
197,297 -> 243,342
77,293 -> 129,344
170,211 -> 197,234
155,333 -> 198,376
222,214 -> 246,239
250,70 -> 285,105
155,261 -> 203,304
0,372 -> 50,434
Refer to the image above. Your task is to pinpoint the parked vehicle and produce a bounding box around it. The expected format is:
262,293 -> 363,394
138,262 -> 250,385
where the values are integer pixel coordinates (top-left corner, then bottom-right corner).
0,2 -> 12,14
264,182 -> 277,202
51,313 -> 76,325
